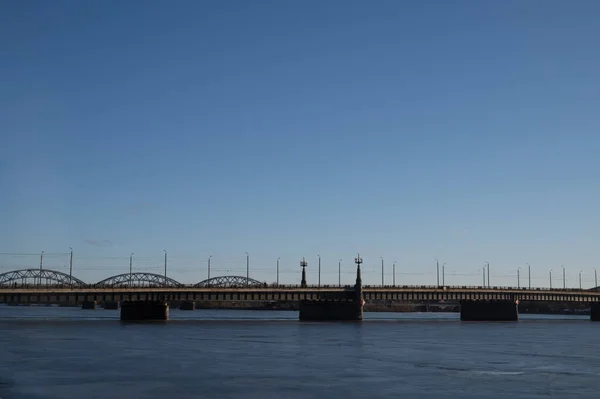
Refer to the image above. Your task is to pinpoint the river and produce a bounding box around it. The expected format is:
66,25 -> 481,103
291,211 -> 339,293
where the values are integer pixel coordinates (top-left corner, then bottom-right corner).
0,305 -> 598,398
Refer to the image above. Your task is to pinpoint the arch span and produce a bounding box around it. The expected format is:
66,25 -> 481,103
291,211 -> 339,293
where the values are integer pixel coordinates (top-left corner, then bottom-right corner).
194,275 -> 265,288
0,269 -> 86,287
94,272 -> 183,288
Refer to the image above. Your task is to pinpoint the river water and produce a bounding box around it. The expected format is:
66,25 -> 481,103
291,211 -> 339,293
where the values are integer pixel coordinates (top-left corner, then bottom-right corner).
0,305 -> 598,399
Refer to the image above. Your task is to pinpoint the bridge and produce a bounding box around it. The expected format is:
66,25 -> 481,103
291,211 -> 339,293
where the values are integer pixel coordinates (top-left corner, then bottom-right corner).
1,268 -> 600,306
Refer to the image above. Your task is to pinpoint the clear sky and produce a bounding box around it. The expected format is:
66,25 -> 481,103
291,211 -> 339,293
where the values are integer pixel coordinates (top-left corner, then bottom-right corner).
1,0 -> 599,288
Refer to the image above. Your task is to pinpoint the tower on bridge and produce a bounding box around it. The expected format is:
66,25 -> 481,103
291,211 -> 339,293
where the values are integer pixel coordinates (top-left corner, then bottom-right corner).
300,257 -> 307,288
354,254 -> 364,308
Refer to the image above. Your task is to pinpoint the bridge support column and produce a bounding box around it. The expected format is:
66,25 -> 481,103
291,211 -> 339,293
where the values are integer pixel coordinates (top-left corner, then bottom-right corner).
590,303 -> 600,321
460,300 -> 518,321
81,300 -> 97,310
180,301 -> 195,310
103,301 -> 120,310
120,300 -> 169,321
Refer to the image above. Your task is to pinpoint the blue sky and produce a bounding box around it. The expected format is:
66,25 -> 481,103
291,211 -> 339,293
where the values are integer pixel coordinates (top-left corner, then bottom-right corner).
1,1 -> 599,288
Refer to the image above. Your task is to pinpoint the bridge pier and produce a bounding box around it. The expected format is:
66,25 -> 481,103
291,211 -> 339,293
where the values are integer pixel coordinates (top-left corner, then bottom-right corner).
120,300 -> 169,321
81,300 -> 97,310
590,303 -> 600,321
103,301 -> 120,310
179,301 -> 195,310
460,300 -> 518,321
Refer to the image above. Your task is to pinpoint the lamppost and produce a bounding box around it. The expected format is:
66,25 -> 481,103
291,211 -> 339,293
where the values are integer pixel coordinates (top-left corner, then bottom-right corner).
526,263 -> 531,289
317,254 -> 321,288
435,259 -> 440,286
562,265 -> 566,289
393,261 -> 396,286
245,252 -> 249,287
579,270 -> 583,290
277,257 -> 280,286
163,250 -> 167,286
549,268 -> 553,289
208,254 -> 212,281
595,268 -> 598,288
69,247 -> 73,289
485,261 -> 490,287
129,253 -> 134,288
380,257 -> 384,286
482,266 -> 486,287
338,259 -> 342,287
442,263 -> 446,286
39,250 -> 44,287
517,266 -> 521,289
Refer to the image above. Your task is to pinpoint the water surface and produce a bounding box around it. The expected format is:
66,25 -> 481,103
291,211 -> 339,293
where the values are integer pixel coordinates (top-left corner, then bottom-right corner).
0,306 -> 597,398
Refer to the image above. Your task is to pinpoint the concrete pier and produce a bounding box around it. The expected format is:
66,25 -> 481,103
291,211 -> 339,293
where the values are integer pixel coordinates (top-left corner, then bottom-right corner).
590,303 -> 600,321
103,301 -> 120,310
299,300 -> 363,321
460,300 -> 518,321
179,301 -> 195,310
120,300 -> 169,321
81,300 -> 97,310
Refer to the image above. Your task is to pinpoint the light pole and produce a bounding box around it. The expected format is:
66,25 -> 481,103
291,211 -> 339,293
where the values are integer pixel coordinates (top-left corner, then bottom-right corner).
245,252 -> 249,287
562,265 -> 566,289
595,268 -> 598,288
208,254 -> 212,281
69,247 -> 73,289
579,270 -> 583,290
482,266 -> 486,287
486,261 -> 490,287
163,250 -> 167,286
338,259 -> 342,287
517,266 -> 521,289
317,254 -> 321,287
393,261 -> 396,286
435,259 -> 439,286
526,263 -> 531,289
380,257 -> 384,286
277,257 -> 280,286
442,263 -> 446,286
128,253 -> 134,287
39,251 -> 44,287
549,268 -> 553,289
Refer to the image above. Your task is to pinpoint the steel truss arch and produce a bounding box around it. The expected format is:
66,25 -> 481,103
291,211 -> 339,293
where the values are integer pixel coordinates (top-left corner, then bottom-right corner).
194,275 -> 265,288
94,272 -> 182,288
0,269 -> 86,287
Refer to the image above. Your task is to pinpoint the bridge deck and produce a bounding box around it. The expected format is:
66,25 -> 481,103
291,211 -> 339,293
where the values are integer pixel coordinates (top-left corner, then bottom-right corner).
1,286 -> 599,304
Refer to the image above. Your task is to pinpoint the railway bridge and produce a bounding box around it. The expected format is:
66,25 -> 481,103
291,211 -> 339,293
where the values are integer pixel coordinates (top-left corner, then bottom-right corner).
2,268 -> 600,320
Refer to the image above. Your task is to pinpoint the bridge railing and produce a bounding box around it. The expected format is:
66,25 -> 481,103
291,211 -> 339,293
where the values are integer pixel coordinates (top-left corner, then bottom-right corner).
0,282 -> 594,292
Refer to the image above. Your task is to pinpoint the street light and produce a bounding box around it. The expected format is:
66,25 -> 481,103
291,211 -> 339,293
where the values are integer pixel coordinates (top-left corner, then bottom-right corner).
517,266 -> 521,289
338,259 -> 342,287
562,265 -> 566,289
129,253 -> 134,287
579,269 -> 583,290
277,257 -> 280,286
595,268 -> 598,288
526,263 -> 531,289
208,254 -> 212,281
39,251 -> 44,287
549,268 -> 553,289
380,257 -> 384,286
245,252 -> 249,287
393,261 -> 396,286
317,254 -> 321,288
434,259 -> 440,286
485,261 -> 490,287
482,266 -> 486,287
442,263 -> 447,286
69,247 -> 73,289
163,250 -> 167,286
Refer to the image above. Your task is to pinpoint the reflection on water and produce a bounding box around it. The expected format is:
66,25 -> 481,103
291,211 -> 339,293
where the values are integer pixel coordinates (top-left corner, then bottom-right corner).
0,306 -> 598,399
